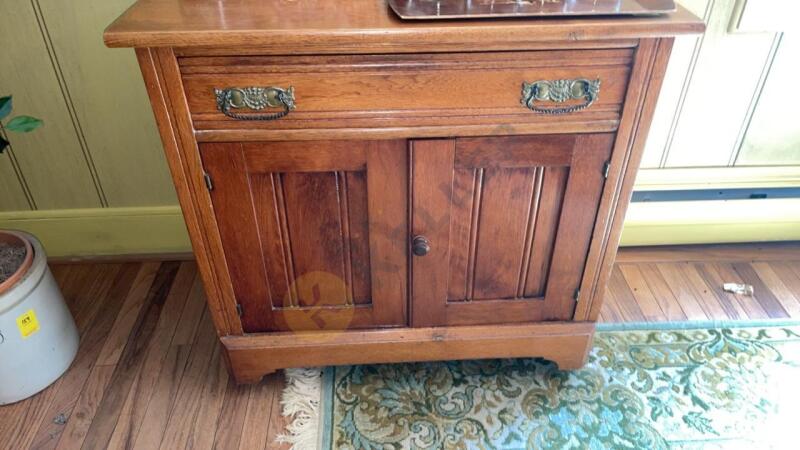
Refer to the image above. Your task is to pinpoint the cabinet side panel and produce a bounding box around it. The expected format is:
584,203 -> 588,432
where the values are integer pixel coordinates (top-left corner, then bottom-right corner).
137,48 -> 241,335
575,38 -> 675,322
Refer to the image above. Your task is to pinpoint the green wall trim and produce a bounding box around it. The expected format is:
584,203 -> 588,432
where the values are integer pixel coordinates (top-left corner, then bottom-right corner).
0,206 -> 191,258
620,198 -> 800,246
1,200 -> 798,257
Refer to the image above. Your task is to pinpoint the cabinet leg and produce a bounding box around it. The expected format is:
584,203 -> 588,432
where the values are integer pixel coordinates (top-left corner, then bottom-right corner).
220,341 -> 277,384
552,338 -> 592,371
232,369 -> 276,385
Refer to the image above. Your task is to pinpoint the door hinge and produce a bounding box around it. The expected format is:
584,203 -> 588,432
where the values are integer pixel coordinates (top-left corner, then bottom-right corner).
602,161 -> 611,179
235,303 -> 243,316
573,288 -> 581,303
203,172 -> 214,191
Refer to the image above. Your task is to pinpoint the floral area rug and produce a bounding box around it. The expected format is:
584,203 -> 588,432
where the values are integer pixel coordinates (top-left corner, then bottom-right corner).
280,322 -> 800,449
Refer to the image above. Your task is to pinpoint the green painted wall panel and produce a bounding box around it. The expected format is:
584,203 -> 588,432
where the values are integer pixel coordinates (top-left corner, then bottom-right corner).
0,146 -> 32,211
663,0 -> 779,168
640,0 -> 710,169
36,0 -> 178,207
736,33 -> 800,166
0,0 -> 103,209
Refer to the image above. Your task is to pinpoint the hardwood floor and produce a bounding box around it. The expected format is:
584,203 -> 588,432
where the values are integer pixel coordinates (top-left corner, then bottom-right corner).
2,243 -> 800,449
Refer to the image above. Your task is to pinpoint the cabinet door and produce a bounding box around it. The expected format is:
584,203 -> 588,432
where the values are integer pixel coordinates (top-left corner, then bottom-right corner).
201,140 -> 408,333
411,134 -> 613,326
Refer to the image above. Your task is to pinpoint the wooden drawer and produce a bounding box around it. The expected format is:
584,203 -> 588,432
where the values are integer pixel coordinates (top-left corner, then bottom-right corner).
179,49 -> 633,136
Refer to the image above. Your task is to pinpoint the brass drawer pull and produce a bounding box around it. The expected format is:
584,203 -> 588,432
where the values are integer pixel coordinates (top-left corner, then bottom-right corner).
214,86 -> 296,121
521,79 -> 600,115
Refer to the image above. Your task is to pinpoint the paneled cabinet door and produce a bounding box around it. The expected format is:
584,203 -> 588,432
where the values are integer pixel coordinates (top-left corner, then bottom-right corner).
200,140 -> 408,333
411,134 -> 614,327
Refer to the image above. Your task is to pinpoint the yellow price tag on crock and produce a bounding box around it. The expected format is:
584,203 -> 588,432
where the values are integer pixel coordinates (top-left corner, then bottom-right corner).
17,309 -> 40,338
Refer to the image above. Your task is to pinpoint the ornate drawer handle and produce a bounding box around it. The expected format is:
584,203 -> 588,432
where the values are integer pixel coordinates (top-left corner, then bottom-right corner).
214,86 -> 296,121
521,79 -> 600,115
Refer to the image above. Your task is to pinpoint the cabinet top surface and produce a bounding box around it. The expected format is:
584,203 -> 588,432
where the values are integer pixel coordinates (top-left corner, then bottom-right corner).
104,0 -> 703,49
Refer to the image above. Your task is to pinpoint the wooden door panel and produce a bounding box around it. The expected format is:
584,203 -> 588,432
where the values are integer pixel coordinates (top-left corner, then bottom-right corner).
202,140 -> 407,332
282,171 -> 353,307
412,134 -> 613,327
524,166 -> 569,298
344,171 -> 372,305
446,165 -> 571,302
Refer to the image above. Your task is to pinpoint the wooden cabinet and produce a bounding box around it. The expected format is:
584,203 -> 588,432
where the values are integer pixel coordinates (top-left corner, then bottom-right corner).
106,0 -> 703,383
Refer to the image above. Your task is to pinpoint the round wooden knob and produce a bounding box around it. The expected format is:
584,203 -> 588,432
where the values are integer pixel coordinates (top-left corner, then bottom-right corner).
411,235 -> 431,256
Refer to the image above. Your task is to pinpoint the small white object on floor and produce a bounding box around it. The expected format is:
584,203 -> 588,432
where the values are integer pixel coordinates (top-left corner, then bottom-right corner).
277,368 -> 324,450
723,282 -> 754,296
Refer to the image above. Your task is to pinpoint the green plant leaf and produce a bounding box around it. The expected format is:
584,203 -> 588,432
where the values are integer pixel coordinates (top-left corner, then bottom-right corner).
0,96 -> 11,121
6,115 -> 43,132
0,135 -> 9,153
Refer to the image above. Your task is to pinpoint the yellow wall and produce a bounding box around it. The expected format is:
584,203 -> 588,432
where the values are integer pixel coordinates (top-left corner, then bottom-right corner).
1,0 -> 798,257
0,0 -> 176,212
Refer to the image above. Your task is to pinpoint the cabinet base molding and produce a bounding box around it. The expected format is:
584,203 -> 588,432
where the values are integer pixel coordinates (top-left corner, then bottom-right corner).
221,322 -> 595,384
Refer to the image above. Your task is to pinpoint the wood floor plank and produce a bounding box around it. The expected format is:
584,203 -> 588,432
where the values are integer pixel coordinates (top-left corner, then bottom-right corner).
95,263 -> 161,367
50,264 -> 77,303
674,263 -> 729,320
49,263 -> 71,282
129,345 -> 193,450
713,263 -> 769,319
158,311 -> 219,450
81,262 -> 180,450
618,264 -> 666,321
70,264 -> 126,333
187,345 -> 230,450
56,265 -> 102,315
170,275 -> 208,346
239,379 -> 278,450
636,263 -> 687,321
732,263 -> 789,319
752,262 -> 800,317
599,286 -> 625,323
265,374 -> 292,450
0,400 -> 29,445
606,267 -> 646,322
697,263 -> 753,320
29,264 -> 136,450
655,263 -> 709,320
212,380 -> 252,450
106,262 -> 197,450
131,271 -> 208,450
54,365 -> 116,450
4,381 -> 62,449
